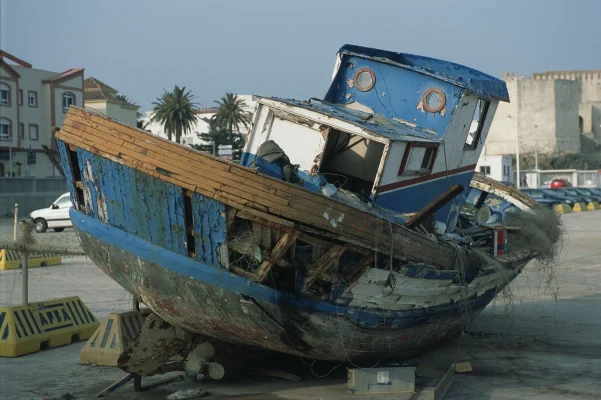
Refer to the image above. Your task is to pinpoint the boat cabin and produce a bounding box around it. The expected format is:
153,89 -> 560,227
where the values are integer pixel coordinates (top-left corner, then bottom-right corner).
242,45 -> 509,230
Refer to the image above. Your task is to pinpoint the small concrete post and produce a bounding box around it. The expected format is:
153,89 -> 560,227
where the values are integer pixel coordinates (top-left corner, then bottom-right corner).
22,251 -> 29,305
13,203 -> 18,241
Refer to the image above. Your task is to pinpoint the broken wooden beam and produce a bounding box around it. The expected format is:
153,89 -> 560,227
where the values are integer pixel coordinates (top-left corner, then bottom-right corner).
404,184 -> 464,228
344,254 -> 375,287
255,228 -> 300,282
303,244 -> 346,291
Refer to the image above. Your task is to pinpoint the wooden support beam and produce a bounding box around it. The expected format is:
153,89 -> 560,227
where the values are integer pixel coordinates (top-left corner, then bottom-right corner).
236,209 -> 295,232
404,184 -> 464,228
344,254 -> 375,287
255,228 -> 300,282
303,245 -> 346,291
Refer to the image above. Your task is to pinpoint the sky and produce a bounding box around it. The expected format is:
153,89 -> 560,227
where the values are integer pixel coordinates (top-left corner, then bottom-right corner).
2,0 -> 600,112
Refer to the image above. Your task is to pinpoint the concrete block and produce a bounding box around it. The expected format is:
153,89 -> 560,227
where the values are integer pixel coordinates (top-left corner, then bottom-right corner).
553,203 -> 572,214
348,366 -> 415,395
572,202 -> 588,212
0,249 -> 62,270
80,310 -> 144,366
0,296 -> 99,357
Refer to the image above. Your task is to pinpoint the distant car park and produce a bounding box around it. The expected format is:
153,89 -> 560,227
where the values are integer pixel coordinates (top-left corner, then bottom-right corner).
520,188 -> 574,209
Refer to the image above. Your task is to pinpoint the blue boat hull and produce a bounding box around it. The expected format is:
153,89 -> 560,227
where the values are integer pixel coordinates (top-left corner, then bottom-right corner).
72,208 -> 500,361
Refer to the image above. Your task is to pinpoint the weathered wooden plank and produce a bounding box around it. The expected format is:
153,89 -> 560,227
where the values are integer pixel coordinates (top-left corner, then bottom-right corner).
62,130 -> 452,267
303,245 -> 346,291
63,116 -> 441,251
58,109 -> 457,268
404,184 -> 464,228
255,228 -> 300,282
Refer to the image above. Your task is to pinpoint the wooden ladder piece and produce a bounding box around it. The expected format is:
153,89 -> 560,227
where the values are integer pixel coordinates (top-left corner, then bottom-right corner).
255,228 -> 300,282
303,245 -> 346,291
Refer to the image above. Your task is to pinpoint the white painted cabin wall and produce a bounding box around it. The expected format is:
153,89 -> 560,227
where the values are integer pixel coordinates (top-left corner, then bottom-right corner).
269,118 -> 325,171
379,141 -> 408,185
245,104 -> 325,171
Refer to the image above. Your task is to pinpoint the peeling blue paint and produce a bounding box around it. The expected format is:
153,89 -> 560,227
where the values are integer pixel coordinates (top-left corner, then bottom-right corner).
71,208 -> 503,326
191,193 -> 226,267
335,45 -> 509,101
74,148 -> 187,256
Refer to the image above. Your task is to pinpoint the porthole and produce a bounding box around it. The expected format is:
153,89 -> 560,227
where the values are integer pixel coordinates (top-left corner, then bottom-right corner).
353,68 -> 376,92
422,88 -> 446,113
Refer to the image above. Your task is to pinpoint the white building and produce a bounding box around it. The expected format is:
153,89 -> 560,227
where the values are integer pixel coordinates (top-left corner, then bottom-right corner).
140,94 -> 257,149
0,50 -> 84,177
84,77 -> 139,126
476,149 -> 513,184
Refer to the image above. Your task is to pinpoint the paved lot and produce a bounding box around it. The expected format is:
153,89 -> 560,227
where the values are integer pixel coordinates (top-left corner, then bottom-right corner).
0,211 -> 600,400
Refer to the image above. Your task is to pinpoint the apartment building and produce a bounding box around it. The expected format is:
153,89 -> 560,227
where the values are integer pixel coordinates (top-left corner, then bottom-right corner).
84,77 -> 139,127
0,50 -> 84,177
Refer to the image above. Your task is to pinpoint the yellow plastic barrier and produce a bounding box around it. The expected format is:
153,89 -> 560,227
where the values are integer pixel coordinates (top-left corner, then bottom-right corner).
0,249 -> 61,271
0,296 -> 99,357
80,310 -> 145,366
553,203 -> 572,214
586,201 -> 601,211
572,202 -> 588,212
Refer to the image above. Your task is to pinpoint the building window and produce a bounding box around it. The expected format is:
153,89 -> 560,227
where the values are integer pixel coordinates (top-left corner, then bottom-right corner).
28,91 -> 38,107
18,89 -> 23,106
0,118 -> 11,140
29,124 -> 39,140
398,142 -> 438,176
0,83 -> 10,106
465,99 -> 491,150
62,92 -> 75,112
480,166 -> 491,175
27,151 -> 36,165
19,123 -> 24,139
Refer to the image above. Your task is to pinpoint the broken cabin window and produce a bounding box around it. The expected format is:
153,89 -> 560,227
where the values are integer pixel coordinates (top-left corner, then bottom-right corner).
398,143 -> 438,176
465,99 -> 490,150
319,128 -> 385,197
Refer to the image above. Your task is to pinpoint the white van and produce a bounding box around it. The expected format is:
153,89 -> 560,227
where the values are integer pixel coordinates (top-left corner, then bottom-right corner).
29,193 -> 73,233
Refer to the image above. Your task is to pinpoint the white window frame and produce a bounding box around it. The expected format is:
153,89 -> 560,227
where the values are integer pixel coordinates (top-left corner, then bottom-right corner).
0,83 -> 10,105
0,120 -> 11,140
62,92 -> 74,112
28,91 -> 37,107
29,124 -> 39,140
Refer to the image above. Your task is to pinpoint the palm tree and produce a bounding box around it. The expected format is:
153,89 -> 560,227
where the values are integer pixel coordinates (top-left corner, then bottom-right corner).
151,86 -> 199,143
213,93 -> 252,142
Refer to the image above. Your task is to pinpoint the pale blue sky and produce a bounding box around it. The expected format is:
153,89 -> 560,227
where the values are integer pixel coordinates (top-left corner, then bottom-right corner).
2,0 -> 599,112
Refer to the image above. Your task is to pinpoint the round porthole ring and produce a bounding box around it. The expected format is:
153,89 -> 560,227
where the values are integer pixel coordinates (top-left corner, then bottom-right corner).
422,88 -> 446,113
353,68 -> 376,92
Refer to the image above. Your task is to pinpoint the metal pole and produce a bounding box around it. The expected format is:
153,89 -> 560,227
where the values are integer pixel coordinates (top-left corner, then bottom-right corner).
13,203 -> 18,241
515,76 -> 521,189
22,251 -> 28,305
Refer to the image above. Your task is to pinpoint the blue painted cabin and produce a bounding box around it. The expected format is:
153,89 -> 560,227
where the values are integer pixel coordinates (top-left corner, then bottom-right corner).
243,44 -> 509,229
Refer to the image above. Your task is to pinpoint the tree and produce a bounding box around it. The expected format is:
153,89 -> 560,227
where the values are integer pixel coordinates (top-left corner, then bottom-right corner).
213,93 -> 252,143
151,86 -> 199,143
193,118 -> 230,156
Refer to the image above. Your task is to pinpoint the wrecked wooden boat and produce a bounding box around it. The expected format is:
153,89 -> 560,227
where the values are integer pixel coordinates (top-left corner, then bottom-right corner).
55,45 -> 553,363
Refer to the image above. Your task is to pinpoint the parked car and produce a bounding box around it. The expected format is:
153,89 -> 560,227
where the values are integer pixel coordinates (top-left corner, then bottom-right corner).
29,193 -> 73,233
549,178 -> 572,188
572,188 -> 601,202
520,188 -> 574,209
551,188 -> 597,205
587,187 -> 601,197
